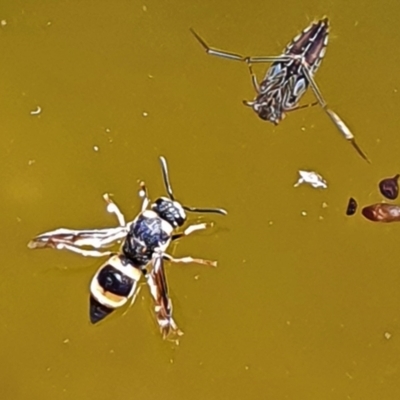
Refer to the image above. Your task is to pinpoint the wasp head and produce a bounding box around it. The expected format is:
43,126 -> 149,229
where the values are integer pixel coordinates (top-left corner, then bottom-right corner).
152,197 -> 186,228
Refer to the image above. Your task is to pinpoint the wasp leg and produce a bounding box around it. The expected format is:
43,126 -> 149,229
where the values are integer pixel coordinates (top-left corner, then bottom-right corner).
138,181 -> 150,212
171,222 -> 210,241
103,194 -> 126,227
51,242 -> 113,257
163,253 -> 217,267
301,65 -> 371,163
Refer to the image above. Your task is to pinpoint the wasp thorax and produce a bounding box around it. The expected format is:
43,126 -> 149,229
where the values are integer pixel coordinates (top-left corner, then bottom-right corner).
152,197 -> 186,227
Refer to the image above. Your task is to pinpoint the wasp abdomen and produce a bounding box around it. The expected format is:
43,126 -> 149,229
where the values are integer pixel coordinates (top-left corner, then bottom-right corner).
97,265 -> 134,297
90,296 -> 114,324
89,255 -> 142,324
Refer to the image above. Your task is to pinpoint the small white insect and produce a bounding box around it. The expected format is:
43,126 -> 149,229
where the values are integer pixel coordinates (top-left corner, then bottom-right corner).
294,170 -> 328,189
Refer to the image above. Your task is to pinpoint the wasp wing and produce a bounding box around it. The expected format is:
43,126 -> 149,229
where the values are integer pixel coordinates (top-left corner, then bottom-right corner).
28,226 -> 128,250
146,253 -> 183,339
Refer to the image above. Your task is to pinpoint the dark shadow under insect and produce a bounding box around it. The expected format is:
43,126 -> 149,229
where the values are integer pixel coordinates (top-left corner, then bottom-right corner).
191,18 -> 370,163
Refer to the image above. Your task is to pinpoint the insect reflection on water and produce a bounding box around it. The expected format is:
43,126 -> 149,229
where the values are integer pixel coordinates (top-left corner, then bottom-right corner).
191,18 -> 370,163
28,157 -> 227,341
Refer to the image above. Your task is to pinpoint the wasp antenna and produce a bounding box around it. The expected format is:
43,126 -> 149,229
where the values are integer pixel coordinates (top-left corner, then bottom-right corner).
159,156 -> 175,200
183,205 -> 228,216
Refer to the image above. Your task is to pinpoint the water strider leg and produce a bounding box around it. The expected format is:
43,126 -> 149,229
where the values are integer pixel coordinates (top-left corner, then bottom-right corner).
246,55 -> 292,63
301,65 -> 371,163
246,63 -> 260,93
325,108 -> 371,164
301,66 -> 327,107
190,28 -> 246,61
190,28 -> 292,64
287,101 -> 319,111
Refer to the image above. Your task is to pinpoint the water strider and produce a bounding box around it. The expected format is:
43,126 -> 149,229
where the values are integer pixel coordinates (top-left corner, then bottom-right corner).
191,18 -> 370,163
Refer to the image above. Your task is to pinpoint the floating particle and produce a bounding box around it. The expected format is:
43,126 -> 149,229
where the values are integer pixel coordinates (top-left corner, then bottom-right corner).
294,170 -> 327,189
30,106 -> 42,115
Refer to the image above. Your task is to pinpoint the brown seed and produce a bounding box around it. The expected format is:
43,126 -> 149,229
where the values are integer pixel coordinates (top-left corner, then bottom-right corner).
362,203 -> 400,222
346,197 -> 357,216
346,197 -> 358,216
379,174 -> 400,200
